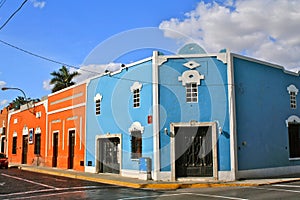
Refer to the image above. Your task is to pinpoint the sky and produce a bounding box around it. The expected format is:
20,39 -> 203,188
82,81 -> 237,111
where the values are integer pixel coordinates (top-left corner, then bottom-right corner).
0,0 -> 299,109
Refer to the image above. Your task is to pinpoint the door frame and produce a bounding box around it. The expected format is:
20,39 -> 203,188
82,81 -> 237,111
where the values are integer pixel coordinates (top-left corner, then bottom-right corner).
22,135 -> 28,164
170,122 -> 218,181
95,134 -> 122,174
52,131 -> 59,167
68,129 -> 76,169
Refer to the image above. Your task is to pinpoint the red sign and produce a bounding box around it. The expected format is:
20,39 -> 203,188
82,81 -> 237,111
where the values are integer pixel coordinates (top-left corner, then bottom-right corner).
148,115 -> 152,124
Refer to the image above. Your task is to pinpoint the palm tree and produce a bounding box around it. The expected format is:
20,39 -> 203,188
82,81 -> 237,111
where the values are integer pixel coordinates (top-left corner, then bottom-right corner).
50,66 -> 80,93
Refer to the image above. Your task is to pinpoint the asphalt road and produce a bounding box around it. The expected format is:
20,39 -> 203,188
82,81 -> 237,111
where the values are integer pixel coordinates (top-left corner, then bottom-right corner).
1,168 -> 300,199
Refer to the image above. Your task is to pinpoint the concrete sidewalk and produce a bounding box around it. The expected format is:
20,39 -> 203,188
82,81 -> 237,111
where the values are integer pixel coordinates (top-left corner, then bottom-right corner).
11,165 -> 300,190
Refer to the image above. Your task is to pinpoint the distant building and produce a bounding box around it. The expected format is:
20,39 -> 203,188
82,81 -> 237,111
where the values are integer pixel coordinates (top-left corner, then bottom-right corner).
85,44 -> 300,181
0,106 -> 9,154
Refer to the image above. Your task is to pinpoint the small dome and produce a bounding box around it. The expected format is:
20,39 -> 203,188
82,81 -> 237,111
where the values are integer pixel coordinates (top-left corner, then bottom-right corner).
178,43 -> 206,54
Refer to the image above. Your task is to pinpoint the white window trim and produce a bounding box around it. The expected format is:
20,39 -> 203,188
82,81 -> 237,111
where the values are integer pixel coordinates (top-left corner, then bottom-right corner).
129,121 -> 144,134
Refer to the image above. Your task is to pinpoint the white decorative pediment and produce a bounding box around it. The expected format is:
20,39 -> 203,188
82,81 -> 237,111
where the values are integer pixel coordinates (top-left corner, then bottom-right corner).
129,121 -> 144,134
94,93 -> 103,102
287,84 -> 299,95
35,127 -> 41,134
178,70 -> 205,86
130,82 -> 142,92
286,115 -> 300,127
183,61 -> 200,69
23,125 -> 28,135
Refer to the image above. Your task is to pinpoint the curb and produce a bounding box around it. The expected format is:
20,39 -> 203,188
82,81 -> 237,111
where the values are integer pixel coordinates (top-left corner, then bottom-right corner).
19,166 -> 300,190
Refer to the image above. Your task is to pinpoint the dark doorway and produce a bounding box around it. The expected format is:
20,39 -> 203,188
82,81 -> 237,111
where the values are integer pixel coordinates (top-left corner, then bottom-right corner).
68,130 -> 75,169
98,137 -> 120,174
1,137 -> 5,153
175,126 -> 213,178
52,132 -> 58,167
22,135 -> 28,164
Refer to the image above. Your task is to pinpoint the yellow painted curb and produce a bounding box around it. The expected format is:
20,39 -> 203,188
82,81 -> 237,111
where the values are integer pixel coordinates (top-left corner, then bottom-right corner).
20,167 -> 300,190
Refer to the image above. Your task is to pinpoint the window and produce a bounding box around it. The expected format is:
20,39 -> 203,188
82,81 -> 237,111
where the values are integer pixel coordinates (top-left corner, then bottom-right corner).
186,83 -> 198,103
288,123 -> 300,158
130,82 -> 142,108
133,89 -> 140,108
94,93 -> 102,115
12,137 -> 17,154
290,92 -> 297,109
131,131 -> 142,159
178,70 -> 204,103
34,134 -> 41,155
95,99 -> 101,115
287,85 -> 298,109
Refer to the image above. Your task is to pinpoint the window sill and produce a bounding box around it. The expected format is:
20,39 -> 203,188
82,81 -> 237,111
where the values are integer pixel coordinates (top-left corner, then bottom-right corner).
289,157 -> 300,161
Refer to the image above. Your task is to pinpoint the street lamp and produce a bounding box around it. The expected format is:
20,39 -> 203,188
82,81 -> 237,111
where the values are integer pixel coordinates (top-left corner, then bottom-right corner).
1,87 -> 35,115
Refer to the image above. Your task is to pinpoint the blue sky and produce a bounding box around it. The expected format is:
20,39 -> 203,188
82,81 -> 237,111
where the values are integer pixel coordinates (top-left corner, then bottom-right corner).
0,0 -> 300,108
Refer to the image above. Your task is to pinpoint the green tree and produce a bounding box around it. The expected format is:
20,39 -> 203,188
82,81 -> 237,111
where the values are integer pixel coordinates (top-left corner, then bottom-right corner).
50,66 -> 80,93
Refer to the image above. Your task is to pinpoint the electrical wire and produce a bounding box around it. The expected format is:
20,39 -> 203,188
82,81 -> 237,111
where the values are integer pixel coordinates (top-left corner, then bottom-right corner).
0,0 -> 28,31
0,38 -> 232,87
0,0 -> 7,9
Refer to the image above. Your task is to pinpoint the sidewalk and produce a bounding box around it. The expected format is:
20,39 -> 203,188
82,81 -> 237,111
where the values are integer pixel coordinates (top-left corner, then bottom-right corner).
11,164 -> 300,190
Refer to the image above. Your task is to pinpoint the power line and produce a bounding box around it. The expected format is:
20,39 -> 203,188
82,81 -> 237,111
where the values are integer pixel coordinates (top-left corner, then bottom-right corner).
0,0 -> 7,9
0,0 -> 28,31
0,38 -> 232,87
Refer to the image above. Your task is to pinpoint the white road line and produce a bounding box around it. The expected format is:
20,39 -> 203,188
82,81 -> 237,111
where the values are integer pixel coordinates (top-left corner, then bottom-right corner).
0,185 -> 106,197
4,190 -> 85,200
273,184 -> 300,188
0,189 -> 57,197
119,192 -> 248,200
252,187 -> 300,194
1,173 -> 57,189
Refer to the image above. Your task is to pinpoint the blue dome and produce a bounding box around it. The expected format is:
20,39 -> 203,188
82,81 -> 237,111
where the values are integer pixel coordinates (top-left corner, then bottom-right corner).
178,43 -> 206,54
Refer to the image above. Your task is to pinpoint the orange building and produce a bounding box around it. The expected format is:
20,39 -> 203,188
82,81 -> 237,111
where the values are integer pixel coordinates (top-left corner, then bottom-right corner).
0,106 -> 9,154
7,100 -> 47,166
47,82 -> 86,171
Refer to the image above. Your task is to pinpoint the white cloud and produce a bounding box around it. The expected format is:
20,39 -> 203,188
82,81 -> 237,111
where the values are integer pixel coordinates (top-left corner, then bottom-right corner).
0,81 -> 6,89
159,0 -> 300,70
0,99 -> 8,107
43,79 -> 52,91
31,0 -> 46,9
75,63 -> 122,83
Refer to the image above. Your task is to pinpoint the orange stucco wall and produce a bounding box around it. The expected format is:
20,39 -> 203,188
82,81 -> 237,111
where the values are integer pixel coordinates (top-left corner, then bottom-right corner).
47,83 -> 86,171
7,102 -> 47,166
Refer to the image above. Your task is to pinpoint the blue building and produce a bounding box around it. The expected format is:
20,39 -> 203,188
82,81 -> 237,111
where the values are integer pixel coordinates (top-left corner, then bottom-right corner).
85,44 -> 300,181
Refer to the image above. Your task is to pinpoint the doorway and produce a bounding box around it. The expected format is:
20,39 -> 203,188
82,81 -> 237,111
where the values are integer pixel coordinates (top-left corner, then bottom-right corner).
97,136 -> 121,174
68,130 -> 75,169
22,135 -> 28,164
171,122 -> 217,180
52,132 -> 58,167
0,136 -> 5,153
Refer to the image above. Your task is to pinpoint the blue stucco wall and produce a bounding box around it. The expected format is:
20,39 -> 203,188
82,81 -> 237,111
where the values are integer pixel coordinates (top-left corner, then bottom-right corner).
158,56 -> 231,171
234,57 -> 300,170
85,60 -> 153,171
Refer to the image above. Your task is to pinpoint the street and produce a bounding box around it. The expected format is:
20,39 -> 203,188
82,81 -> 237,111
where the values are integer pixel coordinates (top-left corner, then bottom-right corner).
1,168 -> 300,199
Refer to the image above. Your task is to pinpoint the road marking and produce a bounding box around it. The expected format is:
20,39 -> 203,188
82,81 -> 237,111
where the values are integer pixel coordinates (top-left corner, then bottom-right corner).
1,173 -> 57,189
252,187 -> 300,194
0,182 -> 5,186
273,184 -> 300,188
4,190 -> 85,200
0,185 -> 111,197
119,192 -> 248,200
